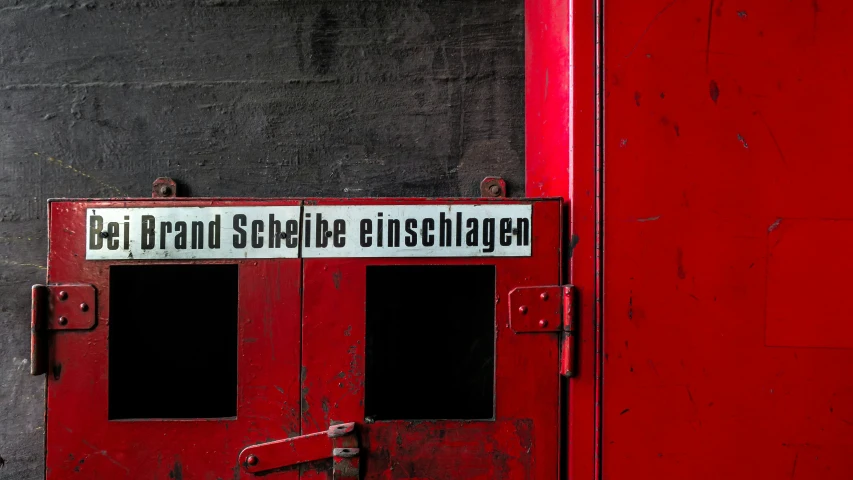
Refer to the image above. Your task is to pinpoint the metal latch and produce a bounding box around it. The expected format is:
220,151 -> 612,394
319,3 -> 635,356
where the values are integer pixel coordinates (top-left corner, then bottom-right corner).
30,284 -> 97,376
239,422 -> 360,478
509,285 -> 576,377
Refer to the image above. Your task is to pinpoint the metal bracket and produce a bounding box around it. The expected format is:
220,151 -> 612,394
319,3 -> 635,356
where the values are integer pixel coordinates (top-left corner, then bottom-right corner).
559,285 -> 576,377
480,177 -> 507,197
509,285 -> 563,332
30,284 -> 97,375
152,177 -> 177,198
509,285 -> 576,377
239,422 -> 360,478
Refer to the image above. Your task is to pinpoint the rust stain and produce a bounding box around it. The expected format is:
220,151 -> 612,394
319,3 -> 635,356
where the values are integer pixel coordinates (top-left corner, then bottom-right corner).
709,80 -> 720,103
676,248 -> 687,279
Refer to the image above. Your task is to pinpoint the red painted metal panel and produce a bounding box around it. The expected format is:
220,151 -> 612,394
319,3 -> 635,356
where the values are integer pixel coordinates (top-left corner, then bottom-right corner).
301,198 -> 562,479
525,0 -> 600,478
603,0 -> 853,478
44,197 -> 563,478
45,199 -> 303,479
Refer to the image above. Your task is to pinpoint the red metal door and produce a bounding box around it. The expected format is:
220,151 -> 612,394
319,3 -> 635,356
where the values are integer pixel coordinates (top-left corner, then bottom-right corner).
299,198 -> 562,479
43,199 -> 304,479
39,197 -> 563,479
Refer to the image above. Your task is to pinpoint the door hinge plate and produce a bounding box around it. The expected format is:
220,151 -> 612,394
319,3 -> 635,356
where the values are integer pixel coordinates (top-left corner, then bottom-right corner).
30,284 -> 97,375
509,284 -> 576,377
509,285 -> 564,332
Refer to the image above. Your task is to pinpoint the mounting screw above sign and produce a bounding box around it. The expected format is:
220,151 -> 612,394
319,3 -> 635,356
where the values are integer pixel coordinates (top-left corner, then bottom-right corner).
480,177 -> 507,198
152,177 -> 178,198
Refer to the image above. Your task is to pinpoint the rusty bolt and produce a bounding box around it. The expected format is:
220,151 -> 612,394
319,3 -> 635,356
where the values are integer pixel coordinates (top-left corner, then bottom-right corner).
58,291 -> 68,301
539,319 -> 548,328
58,316 -> 68,326
159,185 -> 171,196
100,231 -> 110,238
79,303 -> 89,312
540,292 -> 549,301
518,305 -> 528,314
489,184 -> 501,196
246,455 -> 259,467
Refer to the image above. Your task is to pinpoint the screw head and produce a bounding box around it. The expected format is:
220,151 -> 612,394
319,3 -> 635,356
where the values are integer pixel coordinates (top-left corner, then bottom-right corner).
100,231 -> 110,238
58,316 -> 68,326
58,291 -> 68,301
159,185 -> 171,196
79,303 -> 89,312
518,305 -> 528,314
325,231 -> 333,237
540,292 -> 549,301
246,454 -> 259,467
489,184 -> 502,196
280,232 -> 287,239
539,319 -> 548,328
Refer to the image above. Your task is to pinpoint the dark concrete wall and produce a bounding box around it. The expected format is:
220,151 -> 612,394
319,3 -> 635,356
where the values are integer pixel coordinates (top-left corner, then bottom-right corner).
0,0 -> 524,477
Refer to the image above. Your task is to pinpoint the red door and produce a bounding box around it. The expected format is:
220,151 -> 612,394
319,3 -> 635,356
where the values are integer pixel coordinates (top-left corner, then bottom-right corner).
38,197 -> 563,479
299,199 -> 562,479
42,199 -> 304,479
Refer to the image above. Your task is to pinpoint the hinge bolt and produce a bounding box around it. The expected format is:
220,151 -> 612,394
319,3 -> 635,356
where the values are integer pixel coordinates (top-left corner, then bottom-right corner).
540,292 -> 549,301
246,454 -> 259,467
79,303 -> 89,312
518,306 -> 528,314
58,291 -> 68,301
58,316 -> 68,326
539,319 -> 548,328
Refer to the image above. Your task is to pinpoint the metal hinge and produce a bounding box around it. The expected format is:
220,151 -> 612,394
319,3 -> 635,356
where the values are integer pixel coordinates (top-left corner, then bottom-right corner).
30,284 -> 97,376
239,423 -> 360,478
509,285 -> 576,377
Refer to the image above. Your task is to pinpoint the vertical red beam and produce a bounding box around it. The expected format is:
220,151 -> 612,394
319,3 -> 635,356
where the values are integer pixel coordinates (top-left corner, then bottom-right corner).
526,0 -> 600,479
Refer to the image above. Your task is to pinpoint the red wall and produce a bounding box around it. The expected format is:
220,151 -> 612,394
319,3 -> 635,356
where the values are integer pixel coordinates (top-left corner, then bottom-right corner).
603,0 -> 853,477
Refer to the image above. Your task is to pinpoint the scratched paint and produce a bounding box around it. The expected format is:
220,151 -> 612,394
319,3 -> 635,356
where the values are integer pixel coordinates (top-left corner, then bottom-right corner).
604,0 -> 853,478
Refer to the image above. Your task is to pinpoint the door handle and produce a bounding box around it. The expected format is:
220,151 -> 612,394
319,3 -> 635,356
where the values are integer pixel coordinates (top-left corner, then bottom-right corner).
239,422 -> 360,478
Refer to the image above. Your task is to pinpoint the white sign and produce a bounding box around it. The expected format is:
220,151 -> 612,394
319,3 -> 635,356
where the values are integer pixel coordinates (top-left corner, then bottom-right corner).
85,204 -> 532,260
86,207 -> 302,260
301,205 -> 532,257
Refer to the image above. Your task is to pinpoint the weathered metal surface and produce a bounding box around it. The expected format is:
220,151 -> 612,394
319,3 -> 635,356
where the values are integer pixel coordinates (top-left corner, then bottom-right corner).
301,198 -> 562,479
602,0 -> 853,478
44,197 -> 561,479
508,286 -> 563,332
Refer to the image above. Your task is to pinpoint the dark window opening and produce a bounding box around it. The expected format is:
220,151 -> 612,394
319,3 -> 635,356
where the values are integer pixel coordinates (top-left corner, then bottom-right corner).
109,264 -> 238,420
365,265 -> 495,421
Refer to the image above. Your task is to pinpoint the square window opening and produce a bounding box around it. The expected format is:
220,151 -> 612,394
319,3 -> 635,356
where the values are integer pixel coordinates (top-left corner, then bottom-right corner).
365,265 -> 495,421
109,264 -> 238,420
